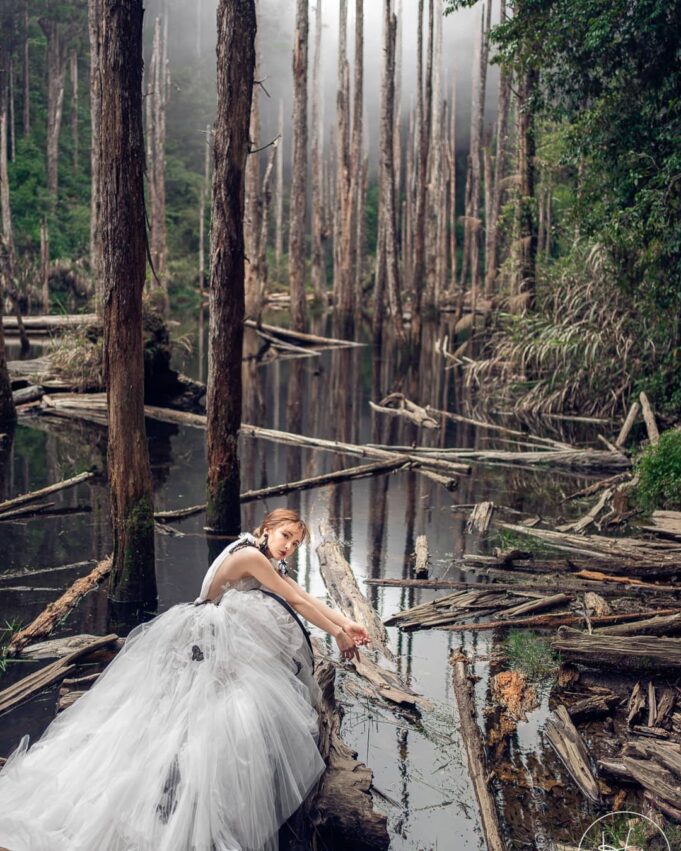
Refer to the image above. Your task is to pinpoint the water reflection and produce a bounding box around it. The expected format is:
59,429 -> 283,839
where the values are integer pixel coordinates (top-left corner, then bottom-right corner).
0,310 -> 608,849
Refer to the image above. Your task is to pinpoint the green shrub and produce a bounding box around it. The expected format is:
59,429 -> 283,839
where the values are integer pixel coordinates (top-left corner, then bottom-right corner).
502,629 -> 561,684
635,429 -> 681,511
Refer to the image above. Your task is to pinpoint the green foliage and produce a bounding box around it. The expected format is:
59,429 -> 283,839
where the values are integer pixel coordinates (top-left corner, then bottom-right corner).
634,429 -> 681,511
502,629 -> 561,685
0,618 -> 23,674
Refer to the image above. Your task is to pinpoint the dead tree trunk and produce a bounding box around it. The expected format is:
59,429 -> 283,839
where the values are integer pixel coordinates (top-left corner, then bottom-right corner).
0,277 -> 15,424
411,0 -> 433,340
69,49 -> 78,173
22,4 -> 29,137
39,17 -> 69,199
8,61 -> 15,162
379,0 -> 405,342
334,0 -> 352,317
447,77 -> 456,287
0,90 -> 13,265
517,66 -> 538,308
288,0 -> 308,331
198,123 -> 210,293
147,15 -> 169,307
310,0 -> 325,301
485,0 -> 510,297
95,0 -> 156,606
253,140 -> 276,315
40,220 -> 49,310
424,0 -> 443,309
88,0 -> 102,307
348,0 -> 364,319
0,43 -> 16,426
206,0 -> 256,534
274,98 -> 284,274
244,20 -> 261,318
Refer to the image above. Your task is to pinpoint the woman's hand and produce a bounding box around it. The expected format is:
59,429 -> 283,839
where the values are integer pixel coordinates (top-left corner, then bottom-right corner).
344,621 -> 370,647
335,629 -> 359,662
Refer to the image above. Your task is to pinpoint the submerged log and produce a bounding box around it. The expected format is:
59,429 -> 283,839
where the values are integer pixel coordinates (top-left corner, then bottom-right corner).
545,704 -> 600,802
552,626 -> 681,671
0,470 -> 96,517
8,556 -> 113,655
449,651 -> 505,851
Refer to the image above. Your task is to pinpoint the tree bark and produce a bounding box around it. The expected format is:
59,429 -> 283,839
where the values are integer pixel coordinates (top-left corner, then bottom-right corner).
88,0 -> 102,306
69,50 -> 78,173
198,123 -> 210,293
274,98 -> 284,273
517,66 -> 538,307
206,0 -> 256,534
40,220 -> 49,311
39,17 -> 69,198
288,0 -> 308,331
147,15 -> 168,306
244,18 -> 261,318
22,4 -> 29,137
94,0 -> 155,606
0,50 -> 15,428
310,0 -> 325,301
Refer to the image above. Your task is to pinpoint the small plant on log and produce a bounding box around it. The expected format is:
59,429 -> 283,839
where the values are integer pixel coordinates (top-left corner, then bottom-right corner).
635,429 -> 681,511
503,629 -> 561,687
0,618 -> 23,673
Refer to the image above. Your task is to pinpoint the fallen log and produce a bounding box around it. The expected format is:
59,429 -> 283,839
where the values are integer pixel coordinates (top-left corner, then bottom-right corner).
349,652 -> 432,712
466,501 -> 495,534
414,534 -> 429,578
566,691 -> 620,723
155,459 -> 408,522
7,556 -> 113,655
627,683 -> 646,726
12,385 -> 45,405
442,609 -> 681,634
0,470 -> 96,517
370,393 -> 439,429
449,651 -> 506,851
317,522 -> 394,662
596,612 -> 681,637
0,634 -> 119,715
424,406 -> 572,450
557,487 -> 614,534
623,738 -> 681,778
552,626 -> 681,671
0,560 -> 96,586
563,473 -> 630,502
252,327 -> 320,357
615,401 -> 640,448
244,319 -> 362,349
497,592 -> 571,619
642,511 -> 681,541
545,704 -> 600,802
2,313 -> 98,333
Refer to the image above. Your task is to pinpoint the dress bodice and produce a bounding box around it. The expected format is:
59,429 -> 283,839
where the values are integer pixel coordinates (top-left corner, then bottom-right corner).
195,533 -> 283,605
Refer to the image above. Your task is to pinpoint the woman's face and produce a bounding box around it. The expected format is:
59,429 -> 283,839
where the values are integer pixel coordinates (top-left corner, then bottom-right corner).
265,522 -> 304,561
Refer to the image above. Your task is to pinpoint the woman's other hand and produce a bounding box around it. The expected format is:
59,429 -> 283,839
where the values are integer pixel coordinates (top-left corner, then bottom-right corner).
344,621 -> 370,646
335,629 -> 359,662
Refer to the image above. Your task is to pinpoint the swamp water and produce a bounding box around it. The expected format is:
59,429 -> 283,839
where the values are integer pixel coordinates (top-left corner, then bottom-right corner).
0,312 -> 613,849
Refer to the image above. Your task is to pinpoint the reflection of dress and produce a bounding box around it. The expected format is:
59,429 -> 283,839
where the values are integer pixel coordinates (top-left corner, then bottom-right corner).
0,536 -> 325,851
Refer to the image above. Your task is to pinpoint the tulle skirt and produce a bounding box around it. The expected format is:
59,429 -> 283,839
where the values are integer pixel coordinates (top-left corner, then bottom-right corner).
0,586 -> 325,851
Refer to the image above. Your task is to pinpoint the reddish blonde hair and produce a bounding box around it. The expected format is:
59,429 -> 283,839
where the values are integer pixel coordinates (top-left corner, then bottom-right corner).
253,508 -> 309,543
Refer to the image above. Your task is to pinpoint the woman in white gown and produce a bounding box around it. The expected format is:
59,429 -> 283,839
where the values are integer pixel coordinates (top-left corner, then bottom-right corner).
0,508 -> 369,851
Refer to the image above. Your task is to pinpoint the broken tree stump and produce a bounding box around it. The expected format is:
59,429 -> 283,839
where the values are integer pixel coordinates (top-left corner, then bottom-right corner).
545,704 -> 600,802
414,534 -> 429,578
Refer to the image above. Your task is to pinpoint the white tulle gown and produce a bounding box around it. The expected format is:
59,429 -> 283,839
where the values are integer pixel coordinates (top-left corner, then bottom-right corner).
0,535 -> 326,851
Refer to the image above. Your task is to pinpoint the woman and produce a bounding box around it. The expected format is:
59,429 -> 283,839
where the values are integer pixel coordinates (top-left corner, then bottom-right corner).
0,508 -> 369,851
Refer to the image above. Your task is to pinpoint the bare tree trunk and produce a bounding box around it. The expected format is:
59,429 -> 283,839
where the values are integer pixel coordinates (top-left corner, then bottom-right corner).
0,274 -> 15,424
274,98 -> 284,273
411,0 -> 433,340
288,0 -> 308,331
22,4 -> 29,137
517,67 -> 538,308
334,0 -> 352,317
198,123 -> 210,293
69,50 -> 78,172
206,0 -> 256,534
95,0 -> 156,606
88,0 -> 102,307
355,149 -> 367,304
380,0 -> 404,341
347,0 -> 364,321
39,17 -> 68,198
485,0 -> 510,297
424,0 -> 443,309
393,0 -> 402,216
255,141 -> 277,314
8,61 -> 15,162
310,0 -> 324,301
40,220 -> 49,311
148,16 -> 168,307
244,20 -> 261,318
447,77 -> 457,289
0,99 -> 14,262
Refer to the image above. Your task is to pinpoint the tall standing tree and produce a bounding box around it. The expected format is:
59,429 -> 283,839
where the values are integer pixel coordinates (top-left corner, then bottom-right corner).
95,0 -> 155,606
88,0 -> 102,305
206,0 -> 256,534
288,0 -> 308,331
310,0 -> 325,301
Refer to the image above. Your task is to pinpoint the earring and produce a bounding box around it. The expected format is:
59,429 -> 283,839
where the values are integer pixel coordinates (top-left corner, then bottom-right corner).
258,533 -> 269,555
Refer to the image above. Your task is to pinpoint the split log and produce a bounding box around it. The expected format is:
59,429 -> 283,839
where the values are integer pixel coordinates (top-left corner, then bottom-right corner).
7,556 -> 113,655
0,634 -> 119,715
0,470 -> 96,516
655,688 -> 676,729
552,626 -> 681,671
648,681 -> 658,727
155,459 -> 408,522
443,609 -> 681,635
317,522 -> 394,662
627,682 -> 646,726
643,790 -> 681,823
596,612 -> 681,637
545,704 -> 600,801
566,691 -> 619,723
615,401 -> 640,448
623,738 -> 681,777
466,501 -> 495,534
639,392 -> 660,445
497,592 -> 570,619
449,651 -> 506,851
414,534 -> 429,578
622,755 -> 681,810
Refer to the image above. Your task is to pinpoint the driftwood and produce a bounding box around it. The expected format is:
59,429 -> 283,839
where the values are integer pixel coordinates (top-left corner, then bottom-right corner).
497,592 -> 570,619
466,501 -> 495,534
552,626 -> 681,671
639,392 -> 660,445
563,472 -> 630,502
369,393 -> 439,429
317,522 -> 393,662
0,470 -> 96,517
155,459 -> 408,522
442,609 -> 681,634
566,691 -> 619,723
545,704 -> 600,802
385,588 -> 517,631
424,406 -> 572,450
414,534 -> 429,578
596,611 -> 681,636
557,487 -> 614,534
615,401 -> 640,447
349,652 -> 432,712
7,556 -> 113,655
0,634 -> 119,715
449,652 -> 505,851
2,313 -> 98,333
